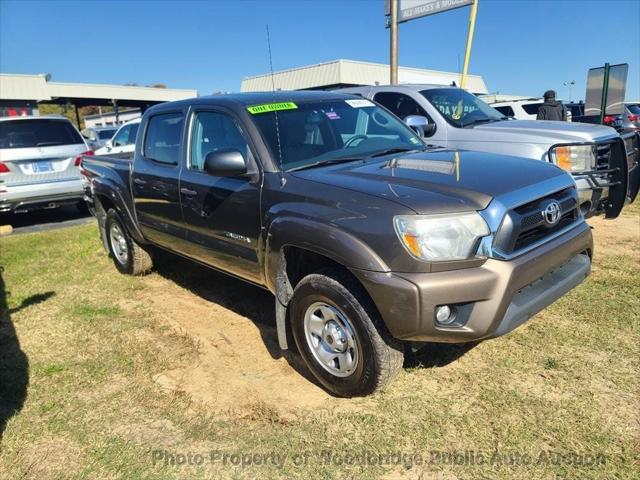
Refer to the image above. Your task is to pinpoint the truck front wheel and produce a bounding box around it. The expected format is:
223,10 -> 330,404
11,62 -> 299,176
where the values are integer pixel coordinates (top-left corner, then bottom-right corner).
105,209 -> 153,275
289,268 -> 404,397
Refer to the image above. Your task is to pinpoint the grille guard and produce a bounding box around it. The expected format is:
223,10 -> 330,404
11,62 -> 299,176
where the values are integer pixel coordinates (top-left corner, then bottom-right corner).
547,137 -> 629,218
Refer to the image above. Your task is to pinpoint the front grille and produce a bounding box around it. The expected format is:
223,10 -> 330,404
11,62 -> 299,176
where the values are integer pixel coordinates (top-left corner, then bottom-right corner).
595,143 -> 612,170
493,188 -> 580,255
622,133 -> 639,170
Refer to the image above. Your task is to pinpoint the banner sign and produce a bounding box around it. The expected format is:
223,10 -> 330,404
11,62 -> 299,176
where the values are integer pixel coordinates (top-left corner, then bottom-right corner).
386,0 -> 473,22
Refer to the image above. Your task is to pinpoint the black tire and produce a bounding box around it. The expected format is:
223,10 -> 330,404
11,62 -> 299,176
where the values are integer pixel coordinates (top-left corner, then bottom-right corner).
289,268 -> 404,397
104,208 -> 153,275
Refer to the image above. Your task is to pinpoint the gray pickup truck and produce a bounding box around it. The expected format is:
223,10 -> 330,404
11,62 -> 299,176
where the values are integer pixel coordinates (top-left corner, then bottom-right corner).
81,91 -> 593,397
339,85 -> 640,219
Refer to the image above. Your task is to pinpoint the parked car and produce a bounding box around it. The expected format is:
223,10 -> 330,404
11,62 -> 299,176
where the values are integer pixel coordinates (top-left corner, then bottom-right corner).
489,98 -> 544,120
625,103 -> 640,130
94,118 -> 140,159
598,103 -> 640,133
339,85 -> 639,218
0,115 -> 92,213
82,91 -> 593,397
81,126 -> 118,150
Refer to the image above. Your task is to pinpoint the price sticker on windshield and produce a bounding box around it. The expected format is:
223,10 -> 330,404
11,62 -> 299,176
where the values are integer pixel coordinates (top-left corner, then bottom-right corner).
247,102 -> 298,114
345,99 -> 375,108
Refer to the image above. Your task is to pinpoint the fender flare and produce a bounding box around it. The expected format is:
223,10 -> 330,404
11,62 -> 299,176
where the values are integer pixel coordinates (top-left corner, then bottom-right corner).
92,178 -> 146,245
264,216 -> 389,301
265,217 -> 389,351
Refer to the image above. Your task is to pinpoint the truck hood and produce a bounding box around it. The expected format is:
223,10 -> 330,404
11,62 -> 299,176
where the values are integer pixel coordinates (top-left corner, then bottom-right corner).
469,119 -> 618,143
291,149 -> 569,215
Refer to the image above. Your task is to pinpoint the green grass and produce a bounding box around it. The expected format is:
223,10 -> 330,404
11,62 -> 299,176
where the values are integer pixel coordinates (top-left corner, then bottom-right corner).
0,203 -> 638,480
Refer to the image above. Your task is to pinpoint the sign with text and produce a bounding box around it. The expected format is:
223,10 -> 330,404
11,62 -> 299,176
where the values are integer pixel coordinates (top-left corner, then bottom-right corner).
386,0 -> 473,22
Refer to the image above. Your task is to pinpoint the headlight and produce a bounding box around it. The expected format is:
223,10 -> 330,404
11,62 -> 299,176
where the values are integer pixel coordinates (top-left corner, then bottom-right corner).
550,144 -> 596,172
394,212 -> 490,262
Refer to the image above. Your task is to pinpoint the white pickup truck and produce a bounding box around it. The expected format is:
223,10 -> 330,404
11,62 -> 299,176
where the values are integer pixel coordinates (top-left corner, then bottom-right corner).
339,85 -> 640,218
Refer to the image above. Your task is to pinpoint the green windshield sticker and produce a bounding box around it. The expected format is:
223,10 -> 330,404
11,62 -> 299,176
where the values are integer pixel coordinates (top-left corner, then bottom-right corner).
247,102 -> 298,114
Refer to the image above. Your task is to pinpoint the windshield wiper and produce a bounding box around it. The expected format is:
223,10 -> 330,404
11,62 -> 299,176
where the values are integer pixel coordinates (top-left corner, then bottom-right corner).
287,147 -> 425,172
287,156 -> 365,172
461,118 -> 505,128
36,141 -> 64,146
367,147 -> 423,158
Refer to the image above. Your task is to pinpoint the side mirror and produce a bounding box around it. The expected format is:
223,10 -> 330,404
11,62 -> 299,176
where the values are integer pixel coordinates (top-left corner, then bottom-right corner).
404,115 -> 435,137
105,140 -> 113,148
204,149 -> 247,177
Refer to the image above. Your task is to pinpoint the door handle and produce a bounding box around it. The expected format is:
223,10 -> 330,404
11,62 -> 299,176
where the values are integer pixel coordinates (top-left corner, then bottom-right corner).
133,178 -> 147,186
180,187 -> 197,197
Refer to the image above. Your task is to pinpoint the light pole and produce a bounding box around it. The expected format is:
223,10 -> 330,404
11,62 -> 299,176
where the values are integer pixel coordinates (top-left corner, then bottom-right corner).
563,80 -> 575,102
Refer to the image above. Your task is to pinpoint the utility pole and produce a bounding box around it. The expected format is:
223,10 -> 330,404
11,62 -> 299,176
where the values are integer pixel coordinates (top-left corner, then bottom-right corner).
390,0 -> 398,84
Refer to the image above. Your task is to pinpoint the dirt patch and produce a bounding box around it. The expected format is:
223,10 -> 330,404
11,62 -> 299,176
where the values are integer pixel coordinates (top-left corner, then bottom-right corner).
123,273 -> 344,417
588,211 -> 639,256
17,436 -> 85,480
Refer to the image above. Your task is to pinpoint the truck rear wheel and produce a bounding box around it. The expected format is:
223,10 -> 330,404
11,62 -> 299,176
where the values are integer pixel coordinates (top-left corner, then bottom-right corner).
289,268 -> 404,397
105,209 -> 153,275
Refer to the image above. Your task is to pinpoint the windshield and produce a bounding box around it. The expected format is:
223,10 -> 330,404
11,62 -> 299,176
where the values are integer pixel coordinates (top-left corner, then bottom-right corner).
0,119 -> 84,149
420,88 -> 505,128
98,129 -> 117,139
627,104 -> 640,115
250,99 -> 425,171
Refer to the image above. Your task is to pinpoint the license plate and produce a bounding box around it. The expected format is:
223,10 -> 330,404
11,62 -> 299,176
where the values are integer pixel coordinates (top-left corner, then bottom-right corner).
32,161 -> 53,173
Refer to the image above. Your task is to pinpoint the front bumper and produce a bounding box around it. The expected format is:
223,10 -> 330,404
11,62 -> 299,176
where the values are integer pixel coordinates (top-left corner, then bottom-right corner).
0,179 -> 83,213
352,221 -> 593,343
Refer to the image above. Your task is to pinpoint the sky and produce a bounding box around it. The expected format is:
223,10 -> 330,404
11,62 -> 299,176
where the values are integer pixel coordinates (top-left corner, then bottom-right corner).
0,0 -> 638,100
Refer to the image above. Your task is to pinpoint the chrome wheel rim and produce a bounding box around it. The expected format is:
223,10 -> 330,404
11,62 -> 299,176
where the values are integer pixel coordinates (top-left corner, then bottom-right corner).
303,302 -> 360,378
109,223 -> 129,265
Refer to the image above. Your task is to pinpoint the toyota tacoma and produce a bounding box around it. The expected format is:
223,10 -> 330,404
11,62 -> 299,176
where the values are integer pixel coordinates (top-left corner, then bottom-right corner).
81,92 -> 593,397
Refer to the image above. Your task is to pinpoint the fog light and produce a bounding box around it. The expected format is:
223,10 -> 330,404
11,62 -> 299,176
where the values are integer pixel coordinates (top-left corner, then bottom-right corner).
435,305 -> 455,325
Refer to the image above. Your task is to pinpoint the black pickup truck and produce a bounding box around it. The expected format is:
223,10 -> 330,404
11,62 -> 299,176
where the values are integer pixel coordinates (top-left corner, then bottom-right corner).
81,91 -> 593,397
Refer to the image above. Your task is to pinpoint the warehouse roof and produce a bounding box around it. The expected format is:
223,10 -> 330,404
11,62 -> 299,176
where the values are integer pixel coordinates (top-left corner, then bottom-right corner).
0,73 -> 197,106
241,59 -> 488,94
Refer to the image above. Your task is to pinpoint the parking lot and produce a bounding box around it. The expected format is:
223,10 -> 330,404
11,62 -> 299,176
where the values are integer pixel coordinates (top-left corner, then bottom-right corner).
0,202 -> 637,479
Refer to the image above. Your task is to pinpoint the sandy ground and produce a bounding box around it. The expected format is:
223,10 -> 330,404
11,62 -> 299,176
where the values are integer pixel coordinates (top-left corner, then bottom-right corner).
118,210 -> 639,418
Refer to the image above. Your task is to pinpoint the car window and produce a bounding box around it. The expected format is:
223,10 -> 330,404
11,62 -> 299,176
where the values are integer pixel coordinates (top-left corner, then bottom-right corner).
113,125 -> 132,147
98,129 -> 117,140
373,92 -> 436,137
522,103 -> 542,115
0,119 -> 84,149
420,89 -> 504,128
190,111 -> 249,171
494,105 -> 515,117
627,104 -> 640,115
143,113 -> 184,165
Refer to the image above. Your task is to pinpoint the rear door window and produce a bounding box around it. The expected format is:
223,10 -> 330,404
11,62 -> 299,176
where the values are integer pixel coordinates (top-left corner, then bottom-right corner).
143,113 -> 184,165
522,103 -> 542,115
0,119 -> 84,149
494,105 -> 515,117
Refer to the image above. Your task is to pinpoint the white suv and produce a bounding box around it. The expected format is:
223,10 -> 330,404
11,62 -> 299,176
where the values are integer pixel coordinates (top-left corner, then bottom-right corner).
0,116 -> 92,213
488,98 -> 545,120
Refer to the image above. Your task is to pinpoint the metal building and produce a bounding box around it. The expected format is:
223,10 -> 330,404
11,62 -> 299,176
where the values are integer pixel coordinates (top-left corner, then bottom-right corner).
241,59 -> 488,94
0,73 -> 197,122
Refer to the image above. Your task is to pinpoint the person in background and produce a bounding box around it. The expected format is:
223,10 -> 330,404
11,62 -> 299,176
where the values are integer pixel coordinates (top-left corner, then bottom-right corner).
537,90 -> 568,121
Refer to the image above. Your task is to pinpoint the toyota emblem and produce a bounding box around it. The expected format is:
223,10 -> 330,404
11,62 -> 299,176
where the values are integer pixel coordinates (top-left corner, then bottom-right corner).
542,201 -> 561,226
